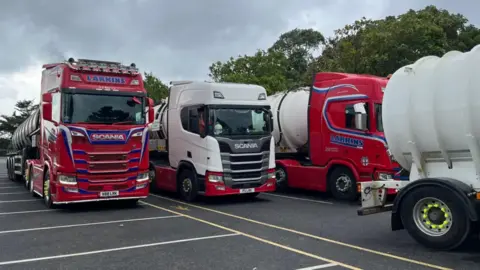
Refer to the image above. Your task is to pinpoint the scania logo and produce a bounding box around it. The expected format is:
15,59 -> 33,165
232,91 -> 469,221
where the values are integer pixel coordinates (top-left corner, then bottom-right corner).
91,133 -> 125,141
234,143 -> 258,149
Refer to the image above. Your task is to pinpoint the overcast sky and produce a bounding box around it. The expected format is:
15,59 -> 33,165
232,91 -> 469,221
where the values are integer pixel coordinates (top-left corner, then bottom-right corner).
0,0 -> 478,116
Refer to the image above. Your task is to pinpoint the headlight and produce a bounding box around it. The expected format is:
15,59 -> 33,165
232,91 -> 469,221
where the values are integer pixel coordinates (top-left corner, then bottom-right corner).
208,174 -> 223,183
58,175 -> 77,185
378,173 -> 393,181
137,172 -> 149,182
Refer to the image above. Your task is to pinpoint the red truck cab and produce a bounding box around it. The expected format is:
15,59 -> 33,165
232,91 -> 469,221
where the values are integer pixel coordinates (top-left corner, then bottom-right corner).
275,72 -> 403,201
26,58 -> 154,208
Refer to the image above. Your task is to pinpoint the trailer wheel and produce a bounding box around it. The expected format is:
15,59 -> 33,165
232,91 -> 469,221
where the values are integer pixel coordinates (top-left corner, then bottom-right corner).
275,165 -> 288,191
178,169 -> 199,202
328,167 -> 358,201
43,169 -> 55,209
399,186 -> 471,250
24,164 -> 30,190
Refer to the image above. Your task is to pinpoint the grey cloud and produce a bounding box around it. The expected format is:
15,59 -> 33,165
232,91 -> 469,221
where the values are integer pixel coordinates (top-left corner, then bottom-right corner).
0,0 -> 478,83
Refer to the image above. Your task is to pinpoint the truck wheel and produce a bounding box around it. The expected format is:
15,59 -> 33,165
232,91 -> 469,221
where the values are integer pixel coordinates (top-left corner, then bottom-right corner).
178,169 -> 199,202
328,167 -> 358,201
275,165 -> 288,191
148,165 -> 158,193
399,186 -> 471,250
43,169 -> 55,209
24,165 -> 30,190
29,169 -> 39,198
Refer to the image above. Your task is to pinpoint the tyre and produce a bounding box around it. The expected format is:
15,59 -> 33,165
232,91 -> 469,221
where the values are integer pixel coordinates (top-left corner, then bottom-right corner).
148,165 -> 158,193
178,169 -> 199,202
399,186 -> 471,250
28,167 -> 39,197
328,167 -> 358,201
24,165 -> 30,190
275,165 -> 288,192
43,169 -> 56,209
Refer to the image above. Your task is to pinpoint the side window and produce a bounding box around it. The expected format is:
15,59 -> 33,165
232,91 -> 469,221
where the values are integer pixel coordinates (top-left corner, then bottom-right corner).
52,92 -> 61,122
188,108 -> 199,134
180,107 -> 189,130
345,102 -> 369,130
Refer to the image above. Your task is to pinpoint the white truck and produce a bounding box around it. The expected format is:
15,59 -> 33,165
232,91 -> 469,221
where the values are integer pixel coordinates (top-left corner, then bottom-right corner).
148,81 -> 276,201
357,45 -> 480,250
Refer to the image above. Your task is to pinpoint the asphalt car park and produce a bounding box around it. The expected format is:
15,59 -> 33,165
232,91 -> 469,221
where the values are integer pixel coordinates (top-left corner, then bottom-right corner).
0,157 -> 479,270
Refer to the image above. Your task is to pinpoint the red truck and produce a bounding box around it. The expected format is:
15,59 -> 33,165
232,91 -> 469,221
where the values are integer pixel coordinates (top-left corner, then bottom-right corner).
269,72 -> 406,201
5,58 -> 154,208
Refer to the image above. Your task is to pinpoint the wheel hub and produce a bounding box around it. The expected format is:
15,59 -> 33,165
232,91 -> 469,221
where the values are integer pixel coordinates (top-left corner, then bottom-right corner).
276,168 -> 286,183
182,178 -> 192,193
43,179 -> 50,201
413,197 -> 452,236
149,169 -> 155,183
336,175 -> 351,192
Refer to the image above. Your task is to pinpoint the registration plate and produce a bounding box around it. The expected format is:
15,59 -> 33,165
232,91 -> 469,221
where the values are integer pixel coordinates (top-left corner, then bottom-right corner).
239,188 -> 255,194
99,191 -> 119,197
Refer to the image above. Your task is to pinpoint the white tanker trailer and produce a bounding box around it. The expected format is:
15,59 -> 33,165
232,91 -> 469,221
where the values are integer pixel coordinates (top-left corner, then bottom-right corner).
358,45 -> 480,250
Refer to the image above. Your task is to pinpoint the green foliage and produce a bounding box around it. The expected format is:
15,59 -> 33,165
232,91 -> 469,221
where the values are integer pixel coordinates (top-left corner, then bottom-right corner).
144,72 -> 169,102
0,99 -> 39,138
209,5 -> 480,94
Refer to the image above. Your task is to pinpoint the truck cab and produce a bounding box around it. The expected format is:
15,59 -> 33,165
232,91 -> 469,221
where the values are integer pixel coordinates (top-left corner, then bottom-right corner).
149,81 -> 276,201
12,58 -> 155,208
273,72 -> 404,201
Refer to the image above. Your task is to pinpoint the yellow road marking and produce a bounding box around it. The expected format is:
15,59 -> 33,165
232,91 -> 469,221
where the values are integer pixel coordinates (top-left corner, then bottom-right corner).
141,201 -> 361,270
171,205 -> 190,211
148,194 -> 453,270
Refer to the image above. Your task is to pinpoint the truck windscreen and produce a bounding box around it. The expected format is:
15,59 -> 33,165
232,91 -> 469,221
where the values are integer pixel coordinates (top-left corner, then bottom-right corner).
62,93 -> 145,125
208,107 -> 271,137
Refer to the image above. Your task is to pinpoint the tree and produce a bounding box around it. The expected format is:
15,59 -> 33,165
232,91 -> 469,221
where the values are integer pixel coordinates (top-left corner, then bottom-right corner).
209,49 -> 289,94
269,28 -> 325,86
313,5 -> 480,76
0,99 -> 39,138
143,72 -> 169,102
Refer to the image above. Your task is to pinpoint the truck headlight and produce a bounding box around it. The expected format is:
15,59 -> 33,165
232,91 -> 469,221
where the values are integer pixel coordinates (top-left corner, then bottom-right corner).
378,173 -> 393,181
137,172 -> 149,182
58,175 -> 77,185
208,174 -> 223,183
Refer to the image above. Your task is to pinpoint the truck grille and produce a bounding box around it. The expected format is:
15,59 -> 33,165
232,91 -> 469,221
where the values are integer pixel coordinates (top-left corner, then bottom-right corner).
218,140 -> 270,183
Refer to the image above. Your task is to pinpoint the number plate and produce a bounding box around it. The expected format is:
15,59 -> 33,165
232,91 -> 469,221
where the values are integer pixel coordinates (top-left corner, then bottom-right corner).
239,188 -> 255,194
99,191 -> 119,197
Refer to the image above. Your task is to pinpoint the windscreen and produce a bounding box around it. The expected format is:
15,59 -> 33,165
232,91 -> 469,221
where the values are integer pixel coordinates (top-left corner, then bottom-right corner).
208,107 -> 271,137
62,93 -> 145,125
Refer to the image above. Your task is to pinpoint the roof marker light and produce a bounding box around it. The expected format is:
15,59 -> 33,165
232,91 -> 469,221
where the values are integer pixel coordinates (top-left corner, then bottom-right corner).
213,91 -> 224,99
70,75 -> 81,81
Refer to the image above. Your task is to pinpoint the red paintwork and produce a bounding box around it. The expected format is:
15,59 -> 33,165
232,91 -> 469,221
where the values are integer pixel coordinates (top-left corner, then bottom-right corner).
278,72 -> 401,195
27,60 -> 152,204
152,166 -> 276,196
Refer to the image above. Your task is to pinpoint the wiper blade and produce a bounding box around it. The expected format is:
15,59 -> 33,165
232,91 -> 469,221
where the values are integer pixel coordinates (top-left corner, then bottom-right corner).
111,120 -> 135,125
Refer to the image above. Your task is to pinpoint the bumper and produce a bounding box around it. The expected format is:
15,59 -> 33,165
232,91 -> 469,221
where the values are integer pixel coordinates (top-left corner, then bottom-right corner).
204,179 -> 276,196
53,182 -> 150,204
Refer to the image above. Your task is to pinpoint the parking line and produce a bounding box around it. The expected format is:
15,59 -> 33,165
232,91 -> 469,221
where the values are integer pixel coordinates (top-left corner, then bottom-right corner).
0,215 -> 181,234
0,199 -> 40,203
0,191 -> 29,195
0,210 -> 55,216
0,233 -> 239,266
262,193 -> 333,204
141,201 -> 361,270
148,194 -> 452,270
0,186 -> 22,189
297,263 -> 338,270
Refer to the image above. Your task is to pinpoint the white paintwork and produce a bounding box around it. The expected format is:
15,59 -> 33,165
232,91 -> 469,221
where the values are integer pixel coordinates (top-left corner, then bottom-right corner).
149,81 -> 274,176
361,45 -> 480,210
267,88 -> 310,153
384,45 -> 480,190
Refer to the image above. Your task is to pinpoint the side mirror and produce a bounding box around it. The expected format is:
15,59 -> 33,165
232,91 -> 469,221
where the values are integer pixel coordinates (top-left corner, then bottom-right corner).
354,113 -> 368,131
42,103 -> 53,122
42,93 -> 52,103
147,97 -> 154,107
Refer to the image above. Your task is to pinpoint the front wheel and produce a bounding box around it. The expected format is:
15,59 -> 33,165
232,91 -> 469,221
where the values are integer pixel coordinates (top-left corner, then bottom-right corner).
43,169 -> 55,209
328,167 -> 358,201
275,166 -> 288,191
178,170 -> 199,202
399,186 -> 471,250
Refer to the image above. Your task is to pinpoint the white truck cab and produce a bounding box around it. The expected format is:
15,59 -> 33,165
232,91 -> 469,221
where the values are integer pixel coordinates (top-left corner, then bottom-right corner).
149,81 -> 276,201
